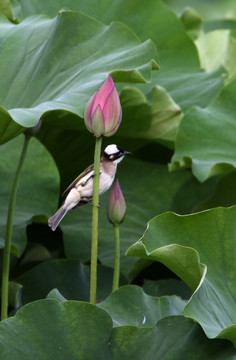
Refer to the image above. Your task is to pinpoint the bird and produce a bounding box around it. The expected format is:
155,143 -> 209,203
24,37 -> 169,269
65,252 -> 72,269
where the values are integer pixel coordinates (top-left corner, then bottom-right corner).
48,144 -> 131,231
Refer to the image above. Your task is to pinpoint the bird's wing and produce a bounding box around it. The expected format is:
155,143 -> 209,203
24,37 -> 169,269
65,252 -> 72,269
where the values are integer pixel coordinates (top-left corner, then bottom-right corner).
62,163 -> 94,197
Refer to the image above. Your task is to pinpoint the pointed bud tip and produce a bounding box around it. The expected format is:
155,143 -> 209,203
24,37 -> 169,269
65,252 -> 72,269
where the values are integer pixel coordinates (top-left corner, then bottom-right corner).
84,75 -> 122,138
107,179 -> 126,225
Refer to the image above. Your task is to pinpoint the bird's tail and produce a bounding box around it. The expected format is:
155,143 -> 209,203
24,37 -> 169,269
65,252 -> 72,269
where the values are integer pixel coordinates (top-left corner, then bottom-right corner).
48,205 -> 67,231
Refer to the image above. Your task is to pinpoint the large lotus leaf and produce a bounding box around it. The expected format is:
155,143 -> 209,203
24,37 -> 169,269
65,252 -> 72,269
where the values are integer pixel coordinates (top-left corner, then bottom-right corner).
143,279 -> 192,299
118,85 -> 183,143
0,0 -> 14,21
0,300 -> 235,359
11,0 -> 197,69
99,285 -> 186,327
128,65 -> 225,121
59,158 -> 217,277
88,0 -> 225,112
110,317 -> 236,360
0,300 -> 112,359
46,288 -> 67,302
16,259 -> 127,304
127,206 -> 236,344
8,281 -> 22,309
155,66 -> 225,113
98,0 -> 225,113
225,32 -> 236,82
196,30 -> 229,72
164,0 -> 236,20
0,12 -> 158,144
196,29 -> 236,82
203,19 -> 236,33
179,6 -> 202,39
0,135 -> 59,256
118,0 -> 224,113
11,0 -> 225,121
13,0 -> 236,26
193,171 -> 236,211
170,79 -> 236,182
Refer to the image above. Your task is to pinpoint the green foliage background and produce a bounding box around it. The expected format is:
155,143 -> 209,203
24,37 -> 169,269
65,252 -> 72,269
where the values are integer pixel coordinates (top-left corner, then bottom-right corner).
0,0 -> 236,357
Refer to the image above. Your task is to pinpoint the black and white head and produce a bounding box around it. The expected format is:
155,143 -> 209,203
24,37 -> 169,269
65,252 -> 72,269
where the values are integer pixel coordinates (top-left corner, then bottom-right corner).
103,144 -> 131,164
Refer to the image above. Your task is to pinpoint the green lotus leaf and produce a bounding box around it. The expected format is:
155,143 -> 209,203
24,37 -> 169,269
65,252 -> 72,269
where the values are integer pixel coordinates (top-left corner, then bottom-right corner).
11,0 -> 225,143
100,0 -> 225,114
0,135 -> 59,256
0,300 -> 112,359
46,288 -> 67,302
140,66 -> 225,114
12,0 -> 197,70
127,206 -> 236,344
119,85 -> 183,143
164,0 -> 236,20
0,300 -> 235,359
196,29 -> 236,82
0,0 -> 14,21
180,6 -> 202,39
99,285 -> 186,327
16,259 -> 127,304
143,279 -> 192,299
170,80 -> 236,182
8,281 -> 22,310
0,11 -> 158,144
203,19 -> 236,33
193,170 -> 236,211
111,316 -> 236,359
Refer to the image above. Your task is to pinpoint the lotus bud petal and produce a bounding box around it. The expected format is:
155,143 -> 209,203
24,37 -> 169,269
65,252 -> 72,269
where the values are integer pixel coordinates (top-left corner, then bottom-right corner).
91,105 -> 105,138
84,76 -> 122,138
107,179 -> 126,225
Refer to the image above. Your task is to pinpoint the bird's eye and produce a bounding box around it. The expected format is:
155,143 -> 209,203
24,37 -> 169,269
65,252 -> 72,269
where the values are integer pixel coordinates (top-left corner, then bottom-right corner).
109,154 -> 115,160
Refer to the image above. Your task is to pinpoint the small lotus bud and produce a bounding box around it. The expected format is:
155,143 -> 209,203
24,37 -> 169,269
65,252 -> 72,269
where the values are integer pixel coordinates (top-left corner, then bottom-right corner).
107,179 -> 126,225
84,75 -> 122,138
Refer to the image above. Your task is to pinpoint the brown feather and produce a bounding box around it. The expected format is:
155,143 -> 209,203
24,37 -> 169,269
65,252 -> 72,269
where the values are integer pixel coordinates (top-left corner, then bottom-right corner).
62,163 -> 94,197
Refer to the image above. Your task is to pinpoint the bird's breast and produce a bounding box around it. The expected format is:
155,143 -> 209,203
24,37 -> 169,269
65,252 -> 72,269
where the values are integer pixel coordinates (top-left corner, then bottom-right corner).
99,172 -> 114,194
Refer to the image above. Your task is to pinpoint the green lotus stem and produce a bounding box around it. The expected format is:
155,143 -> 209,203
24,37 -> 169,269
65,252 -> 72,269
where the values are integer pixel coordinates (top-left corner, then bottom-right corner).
112,223 -> 120,292
90,136 -> 103,305
1,134 -> 30,320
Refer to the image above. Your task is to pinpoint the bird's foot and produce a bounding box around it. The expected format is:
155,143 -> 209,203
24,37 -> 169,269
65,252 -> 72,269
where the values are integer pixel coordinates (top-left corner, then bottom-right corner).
90,202 -> 101,208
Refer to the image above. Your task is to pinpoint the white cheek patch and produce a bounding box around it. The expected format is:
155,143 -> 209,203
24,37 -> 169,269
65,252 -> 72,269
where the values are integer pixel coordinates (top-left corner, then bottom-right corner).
113,156 -> 124,164
104,144 -> 119,155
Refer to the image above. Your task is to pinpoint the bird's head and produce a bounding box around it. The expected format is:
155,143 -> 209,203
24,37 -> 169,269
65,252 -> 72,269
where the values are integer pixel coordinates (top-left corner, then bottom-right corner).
103,144 -> 131,164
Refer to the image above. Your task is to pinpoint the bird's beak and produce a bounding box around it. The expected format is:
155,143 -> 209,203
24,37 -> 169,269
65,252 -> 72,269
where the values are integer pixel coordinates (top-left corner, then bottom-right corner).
124,151 -> 132,156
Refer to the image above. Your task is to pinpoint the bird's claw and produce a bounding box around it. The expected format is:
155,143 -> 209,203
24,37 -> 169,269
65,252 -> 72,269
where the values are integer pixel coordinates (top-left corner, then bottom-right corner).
90,202 -> 101,208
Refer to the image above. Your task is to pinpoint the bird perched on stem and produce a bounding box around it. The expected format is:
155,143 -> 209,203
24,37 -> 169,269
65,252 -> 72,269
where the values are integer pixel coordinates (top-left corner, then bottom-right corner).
48,144 -> 131,231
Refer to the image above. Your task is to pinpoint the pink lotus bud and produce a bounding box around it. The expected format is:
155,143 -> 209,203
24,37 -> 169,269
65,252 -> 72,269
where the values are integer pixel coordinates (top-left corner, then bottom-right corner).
107,179 -> 126,225
84,75 -> 122,138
